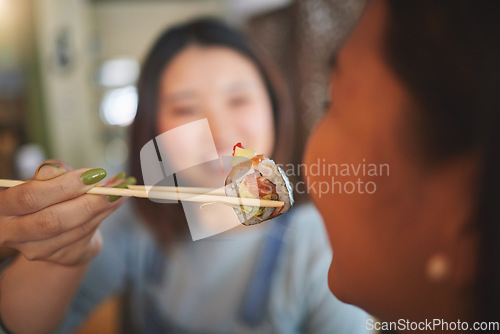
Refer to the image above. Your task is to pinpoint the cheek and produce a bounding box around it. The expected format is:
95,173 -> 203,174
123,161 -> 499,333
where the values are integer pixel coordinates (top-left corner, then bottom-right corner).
304,115 -> 331,203
304,114 -> 390,302
304,102 -> 431,309
304,115 -> 351,252
304,113 -> 356,216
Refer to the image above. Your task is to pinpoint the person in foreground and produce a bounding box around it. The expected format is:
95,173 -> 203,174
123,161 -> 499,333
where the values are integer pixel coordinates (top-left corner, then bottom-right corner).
0,19 -> 369,333
304,0 -> 499,331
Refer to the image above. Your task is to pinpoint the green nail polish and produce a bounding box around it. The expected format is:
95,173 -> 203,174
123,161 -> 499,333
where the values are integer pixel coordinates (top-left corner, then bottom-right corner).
108,196 -> 120,203
108,176 -> 137,202
81,168 -> 107,185
123,176 -> 137,186
37,162 -> 59,173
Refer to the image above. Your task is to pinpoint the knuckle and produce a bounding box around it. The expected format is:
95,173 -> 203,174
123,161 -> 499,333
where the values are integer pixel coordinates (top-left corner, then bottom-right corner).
53,177 -> 72,199
17,187 -> 38,211
21,244 -> 56,262
77,221 -> 93,236
37,210 -> 63,234
39,245 -> 59,260
79,196 -> 99,217
47,250 -> 65,265
23,251 -> 40,262
44,248 -> 74,266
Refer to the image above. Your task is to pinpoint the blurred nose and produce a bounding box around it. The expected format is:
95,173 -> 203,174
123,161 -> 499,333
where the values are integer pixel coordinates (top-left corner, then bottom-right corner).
206,106 -> 236,157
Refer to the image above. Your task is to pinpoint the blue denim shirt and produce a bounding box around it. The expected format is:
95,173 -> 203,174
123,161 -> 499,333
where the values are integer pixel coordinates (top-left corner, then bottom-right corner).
55,203 -> 371,334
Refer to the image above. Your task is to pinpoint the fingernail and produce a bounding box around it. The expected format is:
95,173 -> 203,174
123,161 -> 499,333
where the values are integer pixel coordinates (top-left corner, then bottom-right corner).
37,162 -> 59,173
124,176 -> 137,186
108,176 -> 137,202
114,176 -> 137,189
81,168 -> 107,185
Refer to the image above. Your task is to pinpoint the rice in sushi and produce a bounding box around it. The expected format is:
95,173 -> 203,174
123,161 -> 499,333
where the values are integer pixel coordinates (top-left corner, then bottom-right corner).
225,143 -> 294,226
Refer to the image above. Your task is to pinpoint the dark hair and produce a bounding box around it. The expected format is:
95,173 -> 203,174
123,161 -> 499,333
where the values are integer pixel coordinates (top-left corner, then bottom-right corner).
130,18 -> 294,242
383,0 -> 500,323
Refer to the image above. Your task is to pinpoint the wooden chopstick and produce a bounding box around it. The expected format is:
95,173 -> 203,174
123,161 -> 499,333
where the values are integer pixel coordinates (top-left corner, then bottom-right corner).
0,179 -> 284,208
127,185 -> 226,196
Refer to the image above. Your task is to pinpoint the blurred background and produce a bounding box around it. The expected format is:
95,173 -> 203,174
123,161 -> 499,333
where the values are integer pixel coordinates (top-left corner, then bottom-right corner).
0,0 -> 364,332
0,0 -> 364,179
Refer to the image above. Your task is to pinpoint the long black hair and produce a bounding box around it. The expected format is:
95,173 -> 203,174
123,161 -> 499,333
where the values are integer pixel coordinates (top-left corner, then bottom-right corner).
130,18 -> 293,241
384,0 -> 500,323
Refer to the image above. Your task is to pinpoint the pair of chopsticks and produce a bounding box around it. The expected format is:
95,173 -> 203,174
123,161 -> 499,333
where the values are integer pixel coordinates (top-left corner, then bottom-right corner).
0,180 -> 284,208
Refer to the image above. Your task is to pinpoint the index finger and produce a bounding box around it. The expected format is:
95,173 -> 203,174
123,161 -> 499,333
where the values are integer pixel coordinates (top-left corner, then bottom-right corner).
0,168 -> 107,216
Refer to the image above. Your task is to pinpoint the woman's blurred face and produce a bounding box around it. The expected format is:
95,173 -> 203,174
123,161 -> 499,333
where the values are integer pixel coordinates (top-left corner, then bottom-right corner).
304,0 -> 477,321
157,45 -> 274,186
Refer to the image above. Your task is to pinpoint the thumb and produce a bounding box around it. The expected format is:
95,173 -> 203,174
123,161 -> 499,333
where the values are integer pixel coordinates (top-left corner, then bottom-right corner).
35,160 -> 70,181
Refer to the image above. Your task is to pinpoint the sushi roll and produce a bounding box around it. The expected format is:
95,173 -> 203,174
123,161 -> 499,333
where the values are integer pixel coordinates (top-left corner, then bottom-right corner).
225,143 -> 294,226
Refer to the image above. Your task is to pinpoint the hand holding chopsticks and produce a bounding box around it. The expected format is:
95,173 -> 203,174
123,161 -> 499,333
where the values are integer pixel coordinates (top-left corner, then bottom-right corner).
0,179 -> 284,208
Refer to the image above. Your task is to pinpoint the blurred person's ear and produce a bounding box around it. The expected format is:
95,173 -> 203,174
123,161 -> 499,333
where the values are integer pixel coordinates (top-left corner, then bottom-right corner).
422,152 -> 480,288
